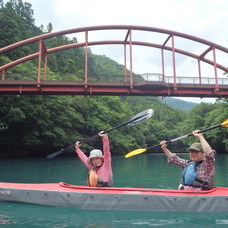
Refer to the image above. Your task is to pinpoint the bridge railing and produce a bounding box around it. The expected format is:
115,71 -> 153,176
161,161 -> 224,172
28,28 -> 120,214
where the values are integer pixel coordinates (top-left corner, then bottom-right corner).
140,73 -> 228,85
1,72 -> 228,87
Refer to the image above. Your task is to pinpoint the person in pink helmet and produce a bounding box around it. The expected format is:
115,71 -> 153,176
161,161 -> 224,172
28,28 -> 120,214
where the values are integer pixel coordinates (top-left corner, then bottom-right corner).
75,131 -> 113,187
160,130 -> 215,190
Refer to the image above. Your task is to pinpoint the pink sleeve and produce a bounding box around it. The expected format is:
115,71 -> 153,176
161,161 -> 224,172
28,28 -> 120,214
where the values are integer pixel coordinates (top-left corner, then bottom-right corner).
76,148 -> 91,169
96,136 -> 113,183
102,137 -> 111,166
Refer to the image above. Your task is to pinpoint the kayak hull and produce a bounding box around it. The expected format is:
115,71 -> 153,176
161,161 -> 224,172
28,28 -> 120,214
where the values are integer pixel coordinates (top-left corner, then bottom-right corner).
0,182 -> 228,212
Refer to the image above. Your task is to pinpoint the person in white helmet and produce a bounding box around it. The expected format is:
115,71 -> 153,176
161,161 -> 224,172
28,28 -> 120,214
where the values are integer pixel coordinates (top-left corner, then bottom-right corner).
75,131 -> 113,187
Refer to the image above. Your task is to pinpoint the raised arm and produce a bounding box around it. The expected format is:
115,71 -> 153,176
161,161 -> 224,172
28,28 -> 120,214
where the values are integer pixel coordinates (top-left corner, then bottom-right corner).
192,130 -> 212,155
75,141 -> 91,169
160,140 -> 175,158
98,131 -> 110,157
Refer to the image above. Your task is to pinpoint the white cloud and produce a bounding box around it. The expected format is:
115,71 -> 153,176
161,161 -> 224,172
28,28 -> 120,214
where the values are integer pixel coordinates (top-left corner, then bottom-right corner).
28,0 -> 228,48
177,97 -> 217,104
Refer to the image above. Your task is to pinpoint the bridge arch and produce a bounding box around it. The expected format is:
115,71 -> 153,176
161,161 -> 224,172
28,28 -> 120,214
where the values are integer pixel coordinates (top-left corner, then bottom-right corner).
0,25 -> 227,97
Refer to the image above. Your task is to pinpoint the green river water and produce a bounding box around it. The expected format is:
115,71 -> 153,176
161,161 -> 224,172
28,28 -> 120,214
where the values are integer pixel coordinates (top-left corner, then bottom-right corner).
0,153 -> 227,227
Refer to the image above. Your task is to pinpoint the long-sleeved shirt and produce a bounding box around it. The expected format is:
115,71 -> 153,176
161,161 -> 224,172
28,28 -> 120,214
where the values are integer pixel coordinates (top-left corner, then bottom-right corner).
76,137 -> 113,186
168,151 -> 216,190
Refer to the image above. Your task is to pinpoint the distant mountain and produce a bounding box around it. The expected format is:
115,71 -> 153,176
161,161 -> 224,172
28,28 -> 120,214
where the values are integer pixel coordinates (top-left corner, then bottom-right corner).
160,97 -> 197,111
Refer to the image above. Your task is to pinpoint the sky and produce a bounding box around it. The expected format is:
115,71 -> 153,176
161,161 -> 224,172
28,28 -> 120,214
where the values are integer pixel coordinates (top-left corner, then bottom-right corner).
24,0 -> 228,103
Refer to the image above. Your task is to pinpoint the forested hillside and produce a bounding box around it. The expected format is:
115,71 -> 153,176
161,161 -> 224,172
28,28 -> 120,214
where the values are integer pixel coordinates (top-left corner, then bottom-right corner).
0,0 -> 227,158
160,97 -> 197,111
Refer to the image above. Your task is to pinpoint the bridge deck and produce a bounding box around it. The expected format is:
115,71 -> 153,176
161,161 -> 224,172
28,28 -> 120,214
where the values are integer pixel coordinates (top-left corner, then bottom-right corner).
0,80 -> 227,97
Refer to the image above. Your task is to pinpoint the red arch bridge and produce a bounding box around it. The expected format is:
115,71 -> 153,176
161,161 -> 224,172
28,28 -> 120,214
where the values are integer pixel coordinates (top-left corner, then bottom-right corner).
0,25 -> 227,97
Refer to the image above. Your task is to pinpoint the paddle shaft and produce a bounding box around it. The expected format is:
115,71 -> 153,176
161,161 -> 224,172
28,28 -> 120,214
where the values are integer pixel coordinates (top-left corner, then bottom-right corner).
82,113 -> 148,143
47,111 -> 150,158
147,123 -> 221,150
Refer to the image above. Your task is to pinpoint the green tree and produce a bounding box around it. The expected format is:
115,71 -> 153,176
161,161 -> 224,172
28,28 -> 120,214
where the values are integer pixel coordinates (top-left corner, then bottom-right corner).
0,0 -> 42,59
0,0 -> 226,159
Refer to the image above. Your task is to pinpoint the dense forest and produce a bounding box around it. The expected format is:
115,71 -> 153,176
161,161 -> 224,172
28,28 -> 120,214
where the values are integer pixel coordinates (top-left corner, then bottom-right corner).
0,0 -> 227,159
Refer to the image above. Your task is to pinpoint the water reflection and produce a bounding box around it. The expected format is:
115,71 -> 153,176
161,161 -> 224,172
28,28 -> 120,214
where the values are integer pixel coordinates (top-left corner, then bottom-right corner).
0,202 -> 228,227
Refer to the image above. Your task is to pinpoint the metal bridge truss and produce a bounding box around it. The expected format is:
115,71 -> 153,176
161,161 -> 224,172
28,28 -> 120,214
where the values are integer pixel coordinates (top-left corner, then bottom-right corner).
0,25 -> 227,97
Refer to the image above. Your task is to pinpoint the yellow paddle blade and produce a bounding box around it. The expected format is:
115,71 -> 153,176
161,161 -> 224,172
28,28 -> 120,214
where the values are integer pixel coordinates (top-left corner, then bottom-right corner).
125,149 -> 147,158
221,119 -> 228,127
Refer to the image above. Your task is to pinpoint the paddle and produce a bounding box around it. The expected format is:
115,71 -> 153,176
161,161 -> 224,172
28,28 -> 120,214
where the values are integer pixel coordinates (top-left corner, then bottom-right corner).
47,109 -> 154,158
125,118 -> 228,158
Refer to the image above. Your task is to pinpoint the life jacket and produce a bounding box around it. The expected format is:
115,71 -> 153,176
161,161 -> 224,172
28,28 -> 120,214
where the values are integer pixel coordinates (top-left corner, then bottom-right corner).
181,160 -> 212,190
87,168 -> 98,187
182,161 -> 198,185
87,167 -> 110,187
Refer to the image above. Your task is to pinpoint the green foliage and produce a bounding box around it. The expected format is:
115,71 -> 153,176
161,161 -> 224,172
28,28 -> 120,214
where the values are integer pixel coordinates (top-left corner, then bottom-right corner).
44,36 -> 84,75
180,101 -> 228,153
87,53 -> 132,82
0,0 -> 227,158
0,55 -> 11,65
0,0 -> 42,59
161,97 -> 196,111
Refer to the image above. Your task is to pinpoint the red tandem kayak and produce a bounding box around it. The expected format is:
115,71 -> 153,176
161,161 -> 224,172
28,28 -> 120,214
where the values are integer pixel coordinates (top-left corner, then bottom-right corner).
0,182 -> 227,212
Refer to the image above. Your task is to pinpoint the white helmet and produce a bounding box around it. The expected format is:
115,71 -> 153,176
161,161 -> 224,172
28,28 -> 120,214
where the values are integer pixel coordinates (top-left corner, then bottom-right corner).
87,149 -> 104,165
